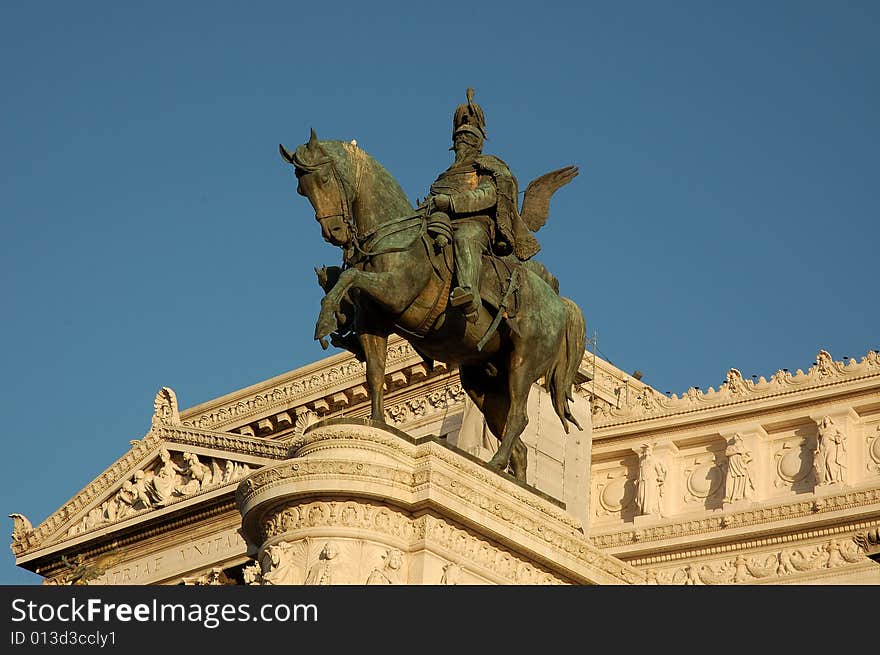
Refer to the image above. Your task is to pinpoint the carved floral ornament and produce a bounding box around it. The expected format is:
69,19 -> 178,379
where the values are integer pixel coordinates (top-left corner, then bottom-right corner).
152,387 -> 180,427
593,348 -> 880,424
644,536 -> 868,584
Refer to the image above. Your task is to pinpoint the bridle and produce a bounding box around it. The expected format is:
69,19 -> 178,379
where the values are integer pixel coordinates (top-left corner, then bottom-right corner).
301,142 -> 426,264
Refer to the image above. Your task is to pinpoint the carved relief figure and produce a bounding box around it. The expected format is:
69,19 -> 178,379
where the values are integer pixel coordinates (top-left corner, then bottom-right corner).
723,434 -> 755,502
635,444 -> 666,516
242,562 -> 262,585
814,416 -> 847,485
305,541 -> 339,585
440,562 -> 462,585
132,470 -> 153,509
261,542 -> 301,585
177,452 -> 212,495
147,448 -> 184,505
365,548 -> 404,584
105,480 -> 137,522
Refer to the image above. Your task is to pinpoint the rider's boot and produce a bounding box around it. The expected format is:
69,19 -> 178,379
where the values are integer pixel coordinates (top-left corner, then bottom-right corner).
450,238 -> 482,323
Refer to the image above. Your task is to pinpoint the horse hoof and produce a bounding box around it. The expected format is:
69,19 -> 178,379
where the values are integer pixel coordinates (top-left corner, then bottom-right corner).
487,454 -> 508,470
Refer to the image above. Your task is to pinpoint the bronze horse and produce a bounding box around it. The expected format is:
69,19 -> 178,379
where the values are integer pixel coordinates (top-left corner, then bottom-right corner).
280,130 -> 585,481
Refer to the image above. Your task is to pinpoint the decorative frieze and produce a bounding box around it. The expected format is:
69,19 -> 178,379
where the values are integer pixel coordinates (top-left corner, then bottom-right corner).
644,535 -> 869,584
594,349 -> 880,427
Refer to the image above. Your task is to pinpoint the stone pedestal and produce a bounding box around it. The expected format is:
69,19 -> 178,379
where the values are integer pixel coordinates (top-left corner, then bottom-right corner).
236,419 -> 642,585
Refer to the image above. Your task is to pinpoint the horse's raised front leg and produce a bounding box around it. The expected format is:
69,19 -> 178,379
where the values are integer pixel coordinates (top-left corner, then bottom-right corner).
359,331 -> 388,421
315,267 -> 417,344
487,356 -> 532,482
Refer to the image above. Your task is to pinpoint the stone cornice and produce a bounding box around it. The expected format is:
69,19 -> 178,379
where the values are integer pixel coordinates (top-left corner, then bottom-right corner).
34,499 -> 239,582
629,517 -> 880,567
238,422 -> 644,585
155,426 -> 290,459
179,337 -> 421,431
176,336 -> 625,436
591,484 -> 880,550
593,349 -> 880,431
576,351 -> 654,408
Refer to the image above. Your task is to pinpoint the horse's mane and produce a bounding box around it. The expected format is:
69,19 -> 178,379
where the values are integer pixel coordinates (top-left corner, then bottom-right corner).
302,140 -> 414,217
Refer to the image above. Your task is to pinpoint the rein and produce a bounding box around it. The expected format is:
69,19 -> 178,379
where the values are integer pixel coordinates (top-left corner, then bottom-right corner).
322,145 -> 425,263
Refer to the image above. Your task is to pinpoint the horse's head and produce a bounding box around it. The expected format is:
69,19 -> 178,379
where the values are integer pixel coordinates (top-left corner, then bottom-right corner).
280,129 -> 352,248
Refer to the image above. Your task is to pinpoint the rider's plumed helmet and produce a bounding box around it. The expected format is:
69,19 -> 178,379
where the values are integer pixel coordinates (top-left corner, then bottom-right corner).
452,87 -> 488,141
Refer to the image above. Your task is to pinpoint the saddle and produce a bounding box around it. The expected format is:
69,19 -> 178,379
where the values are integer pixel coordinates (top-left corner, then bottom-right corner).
395,231 -> 530,344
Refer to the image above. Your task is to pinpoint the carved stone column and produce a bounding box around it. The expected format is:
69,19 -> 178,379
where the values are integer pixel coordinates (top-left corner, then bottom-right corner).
236,419 -> 642,585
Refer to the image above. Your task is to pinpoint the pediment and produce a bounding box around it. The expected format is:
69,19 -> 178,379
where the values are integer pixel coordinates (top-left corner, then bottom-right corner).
12,424 -> 289,558
63,446 -> 258,540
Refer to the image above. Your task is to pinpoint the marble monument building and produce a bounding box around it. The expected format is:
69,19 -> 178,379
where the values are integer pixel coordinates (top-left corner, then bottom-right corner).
10,338 -> 880,584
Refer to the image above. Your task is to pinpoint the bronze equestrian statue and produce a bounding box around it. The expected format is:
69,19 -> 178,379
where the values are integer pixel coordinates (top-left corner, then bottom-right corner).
279,89 -> 584,482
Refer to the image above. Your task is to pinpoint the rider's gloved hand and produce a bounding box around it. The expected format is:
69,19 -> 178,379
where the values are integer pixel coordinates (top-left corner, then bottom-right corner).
433,194 -> 450,212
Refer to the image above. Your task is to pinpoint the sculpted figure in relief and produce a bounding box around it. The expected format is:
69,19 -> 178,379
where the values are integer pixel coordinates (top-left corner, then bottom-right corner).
177,452 -> 212,495
147,448 -> 184,505
261,542 -> 301,585
105,480 -> 138,522
635,444 -> 666,516
365,548 -> 404,585
440,562 -> 462,585
242,563 -> 262,585
723,434 -> 755,502
304,542 -> 340,585
814,415 -> 847,485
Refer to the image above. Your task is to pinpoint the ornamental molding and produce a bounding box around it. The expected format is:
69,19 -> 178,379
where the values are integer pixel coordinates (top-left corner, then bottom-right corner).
153,425 -> 290,459
417,514 -> 565,584
642,531 -> 873,584
179,337 -> 423,431
37,501 -> 239,583
593,349 -> 880,429
282,424 -> 580,531
256,500 -> 567,584
591,486 -> 880,549
176,337 -> 620,436
237,424 -> 643,584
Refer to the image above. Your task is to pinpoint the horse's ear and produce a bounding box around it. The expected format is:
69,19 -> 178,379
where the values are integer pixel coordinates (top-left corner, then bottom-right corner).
279,143 -> 295,164
306,127 -> 329,159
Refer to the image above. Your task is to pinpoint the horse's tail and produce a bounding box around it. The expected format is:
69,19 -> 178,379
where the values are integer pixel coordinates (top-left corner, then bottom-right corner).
544,296 -> 586,433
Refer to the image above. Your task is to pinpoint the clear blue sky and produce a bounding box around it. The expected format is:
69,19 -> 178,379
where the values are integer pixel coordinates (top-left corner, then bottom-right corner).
2,1 -> 877,584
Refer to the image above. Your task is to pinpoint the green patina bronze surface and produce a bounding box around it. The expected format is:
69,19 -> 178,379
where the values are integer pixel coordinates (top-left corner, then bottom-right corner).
279,89 -> 585,482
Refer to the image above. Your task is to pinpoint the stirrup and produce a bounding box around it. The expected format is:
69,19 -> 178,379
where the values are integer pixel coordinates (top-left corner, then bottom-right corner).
449,287 -> 474,307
